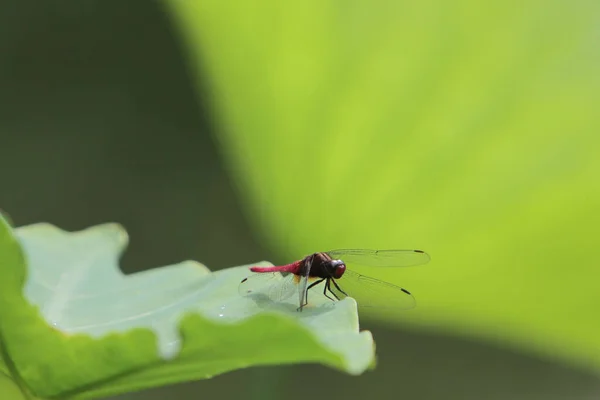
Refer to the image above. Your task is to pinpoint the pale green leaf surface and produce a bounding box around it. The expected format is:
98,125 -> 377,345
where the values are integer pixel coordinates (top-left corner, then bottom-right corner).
0,217 -> 373,399
167,0 -> 600,374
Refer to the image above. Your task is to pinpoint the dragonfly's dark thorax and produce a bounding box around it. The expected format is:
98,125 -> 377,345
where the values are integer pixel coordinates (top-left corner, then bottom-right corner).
304,252 -> 346,279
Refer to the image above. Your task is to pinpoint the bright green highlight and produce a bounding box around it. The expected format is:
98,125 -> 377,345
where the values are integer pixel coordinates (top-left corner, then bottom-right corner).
0,217 -> 373,399
167,0 -> 600,374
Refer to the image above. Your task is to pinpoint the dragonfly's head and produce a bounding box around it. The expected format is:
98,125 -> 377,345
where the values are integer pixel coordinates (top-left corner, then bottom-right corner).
328,259 -> 346,279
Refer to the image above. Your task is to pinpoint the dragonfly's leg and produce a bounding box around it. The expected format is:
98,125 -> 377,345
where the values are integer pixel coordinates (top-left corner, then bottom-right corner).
330,278 -> 348,297
326,279 -> 341,300
323,279 -> 336,302
297,278 -> 324,311
307,278 -> 325,291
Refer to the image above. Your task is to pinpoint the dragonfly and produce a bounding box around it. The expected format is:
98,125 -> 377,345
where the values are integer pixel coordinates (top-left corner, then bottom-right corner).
239,249 -> 430,311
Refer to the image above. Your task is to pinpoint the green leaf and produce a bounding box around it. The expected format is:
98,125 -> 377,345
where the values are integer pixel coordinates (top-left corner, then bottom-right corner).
0,216 -> 374,399
0,372 -> 28,400
166,0 -> 600,374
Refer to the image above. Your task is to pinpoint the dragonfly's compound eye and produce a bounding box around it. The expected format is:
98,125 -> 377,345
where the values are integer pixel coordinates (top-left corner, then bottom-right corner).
331,261 -> 346,279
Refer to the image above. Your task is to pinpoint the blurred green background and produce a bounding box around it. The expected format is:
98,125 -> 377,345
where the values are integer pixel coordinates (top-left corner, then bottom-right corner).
1,1 -> 599,399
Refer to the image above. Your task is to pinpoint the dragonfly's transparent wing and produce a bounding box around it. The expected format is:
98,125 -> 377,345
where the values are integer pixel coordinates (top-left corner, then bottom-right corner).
238,272 -> 297,302
328,270 -> 416,310
297,275 -> 310,308
325,249 -> 430,267
297,255 -> 314,308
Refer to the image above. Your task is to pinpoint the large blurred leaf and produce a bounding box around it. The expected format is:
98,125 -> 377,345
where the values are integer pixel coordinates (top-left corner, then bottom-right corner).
0,217 -> 373,399
167,0 -> 600,373
0,373 -> 27,400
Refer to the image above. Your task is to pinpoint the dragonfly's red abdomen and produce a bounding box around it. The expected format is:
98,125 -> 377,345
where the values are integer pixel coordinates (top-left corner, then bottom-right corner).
250,260 -> 302,274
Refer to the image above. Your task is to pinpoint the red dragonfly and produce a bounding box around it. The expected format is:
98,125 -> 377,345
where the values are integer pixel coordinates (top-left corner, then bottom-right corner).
239,249 -> 430,311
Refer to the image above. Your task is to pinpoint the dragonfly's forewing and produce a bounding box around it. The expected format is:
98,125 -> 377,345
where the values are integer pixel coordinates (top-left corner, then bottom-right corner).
329,270 -> 416,310
238,272 -> 297,302
325,249 -> 430,267
297,275 -> 310,308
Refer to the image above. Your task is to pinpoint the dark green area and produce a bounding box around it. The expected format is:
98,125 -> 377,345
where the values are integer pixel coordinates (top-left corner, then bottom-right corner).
0,1 -> 598,399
